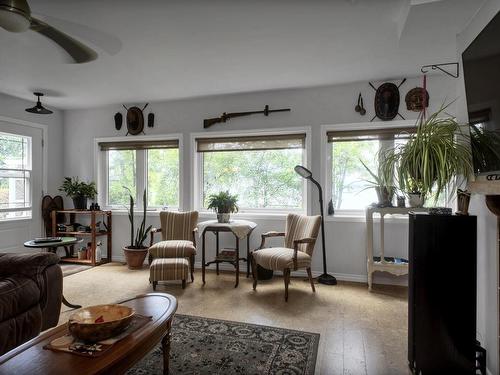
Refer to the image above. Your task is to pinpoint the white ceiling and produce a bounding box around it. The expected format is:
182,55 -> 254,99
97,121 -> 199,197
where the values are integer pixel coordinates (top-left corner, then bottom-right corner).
0,0 -> 483,109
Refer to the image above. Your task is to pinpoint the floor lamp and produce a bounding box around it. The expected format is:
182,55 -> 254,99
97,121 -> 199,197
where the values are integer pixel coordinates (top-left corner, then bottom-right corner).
294,165 -> 337,285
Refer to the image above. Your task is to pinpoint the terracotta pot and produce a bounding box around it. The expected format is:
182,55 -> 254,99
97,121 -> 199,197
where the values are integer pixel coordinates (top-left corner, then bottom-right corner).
123,246 -> 148,270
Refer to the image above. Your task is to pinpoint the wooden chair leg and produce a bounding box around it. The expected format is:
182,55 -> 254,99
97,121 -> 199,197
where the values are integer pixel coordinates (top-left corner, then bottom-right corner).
153,281 -> 157,291
182,279 -> 186,289
250,253 -> 258,290
284,268 -> 290,302
306,267 -> 316,293
190,255 -> 195,282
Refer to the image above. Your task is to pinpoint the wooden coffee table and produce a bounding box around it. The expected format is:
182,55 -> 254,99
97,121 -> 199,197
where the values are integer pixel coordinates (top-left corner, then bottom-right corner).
0,293 -> 177,374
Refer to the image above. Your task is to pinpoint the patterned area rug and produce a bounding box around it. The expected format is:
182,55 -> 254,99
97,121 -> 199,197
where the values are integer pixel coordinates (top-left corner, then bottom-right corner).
127,314 -> 319,375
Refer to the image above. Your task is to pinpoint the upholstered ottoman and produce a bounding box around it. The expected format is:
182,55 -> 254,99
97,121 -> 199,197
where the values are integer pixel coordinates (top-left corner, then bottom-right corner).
150,258 -> 189,289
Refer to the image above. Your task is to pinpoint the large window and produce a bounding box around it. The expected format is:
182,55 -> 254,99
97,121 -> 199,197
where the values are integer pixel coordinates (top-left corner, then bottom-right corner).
99,139 -> 180,209
0,132 -> 32,220
195,133 -> 307,212
327,127 -> 415,212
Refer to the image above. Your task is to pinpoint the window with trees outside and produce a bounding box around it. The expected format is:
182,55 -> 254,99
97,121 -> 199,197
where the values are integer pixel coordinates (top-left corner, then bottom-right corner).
327,127 -> 415,212
0,132 -> 32,220
195,133 -> 307,212
99,139 -> 180,209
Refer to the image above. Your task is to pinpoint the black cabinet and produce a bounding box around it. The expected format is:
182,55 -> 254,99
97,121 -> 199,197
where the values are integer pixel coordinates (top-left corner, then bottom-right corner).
408,213 -> 477,374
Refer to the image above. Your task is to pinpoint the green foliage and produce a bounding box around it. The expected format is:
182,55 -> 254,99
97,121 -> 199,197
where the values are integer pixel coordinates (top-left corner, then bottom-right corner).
59,177 -> 97,199
381,106 -> 473,202
203,149 -> 302,209
108,150 -> 136,206
469,124 -> 500,174
359,157 -> 394,192
331,140 -> 378,209
125,188 -> 152,248
206,191 -> 239,214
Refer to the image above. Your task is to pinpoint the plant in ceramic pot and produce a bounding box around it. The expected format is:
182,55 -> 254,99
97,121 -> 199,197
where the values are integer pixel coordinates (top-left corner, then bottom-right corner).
456,124 -> 500,214
360,159 -> 395,207
207,191 -> 239,223
381,106 -> 473,208
123,189 -> 152,269
59,177 -> 97,210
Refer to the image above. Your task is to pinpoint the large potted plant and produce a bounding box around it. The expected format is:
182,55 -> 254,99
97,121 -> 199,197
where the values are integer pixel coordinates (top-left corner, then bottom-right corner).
207,191 -> 239,223
360,159 -> 395,207
59,177 -> 97,210
457,124 -> 500,214
382,107 -> 473,207
123,189 -> 152,269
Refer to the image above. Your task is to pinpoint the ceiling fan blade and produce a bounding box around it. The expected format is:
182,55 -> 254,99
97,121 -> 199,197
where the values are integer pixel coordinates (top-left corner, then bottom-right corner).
29,17 -> 97,63
33,14 -> 122,55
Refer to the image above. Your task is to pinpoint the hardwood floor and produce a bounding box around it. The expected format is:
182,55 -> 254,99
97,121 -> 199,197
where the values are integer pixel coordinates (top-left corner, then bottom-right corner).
59,263 -> 410,374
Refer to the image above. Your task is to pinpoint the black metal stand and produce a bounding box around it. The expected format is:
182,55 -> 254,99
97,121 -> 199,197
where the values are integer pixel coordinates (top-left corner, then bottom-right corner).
310,177 -> 337,286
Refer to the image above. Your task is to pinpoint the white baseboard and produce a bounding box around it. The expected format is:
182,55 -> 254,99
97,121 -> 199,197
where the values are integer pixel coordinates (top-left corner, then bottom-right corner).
110,255 -> 407,287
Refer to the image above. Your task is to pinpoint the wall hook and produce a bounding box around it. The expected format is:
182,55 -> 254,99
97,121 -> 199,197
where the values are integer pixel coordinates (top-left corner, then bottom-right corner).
420,62 -> 459,78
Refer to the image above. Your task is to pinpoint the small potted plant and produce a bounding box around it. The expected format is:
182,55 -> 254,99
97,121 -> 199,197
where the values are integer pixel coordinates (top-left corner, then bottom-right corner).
123,189 -> 152,269
360,159 -> 394,207
59,177 -> 97,210
207,191 -> 239,223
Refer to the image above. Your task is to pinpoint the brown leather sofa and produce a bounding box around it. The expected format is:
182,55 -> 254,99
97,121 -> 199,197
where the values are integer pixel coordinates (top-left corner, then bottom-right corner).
0,253 -> 62,355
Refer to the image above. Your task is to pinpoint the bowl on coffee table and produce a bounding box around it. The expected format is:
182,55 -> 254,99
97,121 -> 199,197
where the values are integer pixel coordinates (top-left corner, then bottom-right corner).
68,304 -> 135,342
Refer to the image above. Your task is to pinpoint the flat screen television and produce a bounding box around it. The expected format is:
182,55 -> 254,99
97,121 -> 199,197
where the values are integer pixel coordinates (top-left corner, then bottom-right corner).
462,11 -> 500,180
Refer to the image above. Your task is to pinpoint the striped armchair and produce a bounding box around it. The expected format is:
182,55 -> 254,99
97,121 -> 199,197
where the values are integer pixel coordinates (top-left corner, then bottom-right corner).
149,211 -> 199,282
251,213 -> 321,301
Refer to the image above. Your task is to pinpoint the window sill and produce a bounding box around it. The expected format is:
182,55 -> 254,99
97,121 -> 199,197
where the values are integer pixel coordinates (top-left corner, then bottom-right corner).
0,217 -> 33,224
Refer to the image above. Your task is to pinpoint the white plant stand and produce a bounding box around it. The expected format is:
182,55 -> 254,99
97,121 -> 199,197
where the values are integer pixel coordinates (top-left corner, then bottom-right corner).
366,206 -> 428,291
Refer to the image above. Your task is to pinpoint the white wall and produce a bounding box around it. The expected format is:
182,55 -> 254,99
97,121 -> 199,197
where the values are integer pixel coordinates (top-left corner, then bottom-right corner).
63,76 -> 457,283
457,1 -> 500,373
0,93 -> 64,194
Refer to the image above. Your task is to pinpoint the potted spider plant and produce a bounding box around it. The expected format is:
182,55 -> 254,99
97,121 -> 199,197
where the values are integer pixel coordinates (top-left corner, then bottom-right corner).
360,159 -> 395,207
457,124 -> 500,214
59,177 -> 97,210
381,106 -> 473,208
206,191 -> 239,223
123,189 -> 152,269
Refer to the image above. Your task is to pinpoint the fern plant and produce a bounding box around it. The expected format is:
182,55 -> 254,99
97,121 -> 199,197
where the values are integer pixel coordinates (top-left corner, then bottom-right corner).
206,191 -> 239,213
125,188 -> 152,249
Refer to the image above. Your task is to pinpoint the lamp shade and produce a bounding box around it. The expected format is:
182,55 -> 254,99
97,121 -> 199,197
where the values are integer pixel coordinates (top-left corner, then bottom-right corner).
25,92 -> 53,115
294,165 -> 312,179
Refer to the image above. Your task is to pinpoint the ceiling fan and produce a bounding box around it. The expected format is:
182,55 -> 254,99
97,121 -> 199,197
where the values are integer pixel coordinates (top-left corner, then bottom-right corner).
0,0 -> 97,63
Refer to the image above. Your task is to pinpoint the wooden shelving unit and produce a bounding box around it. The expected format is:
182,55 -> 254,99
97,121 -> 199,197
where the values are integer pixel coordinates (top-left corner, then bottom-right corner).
51,209 -> 112,266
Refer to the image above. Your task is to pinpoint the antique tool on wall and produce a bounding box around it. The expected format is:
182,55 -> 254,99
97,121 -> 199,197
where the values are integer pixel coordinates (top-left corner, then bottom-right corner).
354,93 -> 366,116
369,79 -> 406,121
203,105 -> 291,128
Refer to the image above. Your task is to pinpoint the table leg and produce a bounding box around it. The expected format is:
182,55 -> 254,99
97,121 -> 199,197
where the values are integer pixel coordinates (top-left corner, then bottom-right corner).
246,235 -> 250,278
162,328 -> 172,375
62,295 -> 82,309
202,230 -> 206,284
235,235 -> 239,288
215,231 -> 220,276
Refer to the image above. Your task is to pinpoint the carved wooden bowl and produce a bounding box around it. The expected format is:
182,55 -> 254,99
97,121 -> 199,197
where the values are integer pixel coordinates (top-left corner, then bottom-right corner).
68,304 -> 135,342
